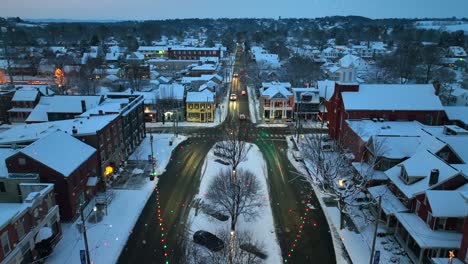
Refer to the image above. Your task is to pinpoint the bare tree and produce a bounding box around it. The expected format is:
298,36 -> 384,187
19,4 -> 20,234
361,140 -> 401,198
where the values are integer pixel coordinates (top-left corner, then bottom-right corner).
205,169 -> 264,263
300,133 -> 385,230
214,126 -> 250,181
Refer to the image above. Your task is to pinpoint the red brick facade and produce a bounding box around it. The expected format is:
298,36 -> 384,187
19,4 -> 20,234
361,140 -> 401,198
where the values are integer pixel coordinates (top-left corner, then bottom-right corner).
6,152 -> 98,221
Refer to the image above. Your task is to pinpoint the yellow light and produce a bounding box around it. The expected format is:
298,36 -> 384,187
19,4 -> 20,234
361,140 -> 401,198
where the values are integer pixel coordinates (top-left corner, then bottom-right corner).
338,179 -> 345,187
449,250 -> 455,259
105,166 -> 114,176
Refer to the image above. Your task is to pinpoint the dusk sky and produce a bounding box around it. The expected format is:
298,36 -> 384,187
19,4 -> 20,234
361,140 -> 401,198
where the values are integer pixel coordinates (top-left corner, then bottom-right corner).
1,0 -> 467,20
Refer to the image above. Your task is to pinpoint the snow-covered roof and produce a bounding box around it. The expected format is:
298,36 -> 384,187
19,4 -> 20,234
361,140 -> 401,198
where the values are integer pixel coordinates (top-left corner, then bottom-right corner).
395,212 -> 462,249
26,95 -> 103,123
448,46 -> 467,57
342,84 -> 444,111
20,130 -> 96,177
158,84 -> 185,100
370,134 -> 445,160
339,54 -> 368,69
351,162 -> 388,181
432,258 -> 465,264
0,115 -> 118,145
444,106 -> 468,125
12,89 -> 39,102
138,46 -> 167,52
261,85 -> 293,99
317,80 -> 335,101
368,185 -> 408,215
186,91 -> 214,103
0,203 -> 29,229
191,64 -> 216,71
126,52 -> 145,60
385,151 -> 460,199
426,190 -> 468,218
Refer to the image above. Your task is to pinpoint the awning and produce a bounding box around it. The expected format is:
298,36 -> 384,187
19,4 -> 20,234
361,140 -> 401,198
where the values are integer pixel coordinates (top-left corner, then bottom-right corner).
35,227 -> 53,243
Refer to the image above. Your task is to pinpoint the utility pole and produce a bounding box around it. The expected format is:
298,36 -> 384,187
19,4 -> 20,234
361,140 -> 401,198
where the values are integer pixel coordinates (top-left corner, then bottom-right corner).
369,196 -> 382,264
79,204 -> 92,264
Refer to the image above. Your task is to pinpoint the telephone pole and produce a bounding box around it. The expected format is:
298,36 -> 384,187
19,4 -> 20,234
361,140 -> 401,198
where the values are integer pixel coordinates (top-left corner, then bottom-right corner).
369,195 -> 382,264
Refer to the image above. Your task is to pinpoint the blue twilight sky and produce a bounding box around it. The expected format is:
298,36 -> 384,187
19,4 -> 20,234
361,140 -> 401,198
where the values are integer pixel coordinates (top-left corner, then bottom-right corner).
1,0 -> 467,20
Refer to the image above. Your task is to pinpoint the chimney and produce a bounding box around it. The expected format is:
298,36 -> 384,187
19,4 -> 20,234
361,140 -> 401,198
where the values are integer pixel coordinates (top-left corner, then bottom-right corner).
433,80 -> 441,96
98,110 -> 104,115
429,169 -> 439,186
81,100 -> 87,113
72,126 -> 78,134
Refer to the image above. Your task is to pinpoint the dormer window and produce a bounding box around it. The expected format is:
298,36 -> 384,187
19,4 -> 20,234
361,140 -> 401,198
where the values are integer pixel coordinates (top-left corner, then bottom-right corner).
399,165 -> 424,184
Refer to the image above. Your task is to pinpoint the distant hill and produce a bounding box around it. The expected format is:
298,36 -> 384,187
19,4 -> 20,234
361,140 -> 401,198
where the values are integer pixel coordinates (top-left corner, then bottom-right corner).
25,18 -> 122,23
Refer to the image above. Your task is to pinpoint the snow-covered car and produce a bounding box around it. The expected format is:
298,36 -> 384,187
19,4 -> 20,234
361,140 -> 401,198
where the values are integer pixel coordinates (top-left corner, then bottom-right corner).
193,230 -> 224,252
241,90 -> 246,95
233,73 -> 239,78
230,93 -> 237,101
239,114 -> 246,120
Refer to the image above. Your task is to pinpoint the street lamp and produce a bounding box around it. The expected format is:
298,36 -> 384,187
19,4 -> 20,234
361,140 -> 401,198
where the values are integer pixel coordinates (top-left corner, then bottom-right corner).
79,203 -> 93,264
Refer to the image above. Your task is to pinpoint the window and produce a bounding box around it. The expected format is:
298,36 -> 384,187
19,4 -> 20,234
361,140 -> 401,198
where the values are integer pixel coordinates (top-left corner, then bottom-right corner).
18,158 -> 26,165
1,232 -> 11,256
415,200 -> 421,213
188,104 -> 193,109
0,182 -> 5,192
16,220 -> 25,240
194,104 -> 199,109
435,218 -> 447,230
426,212 -> 433,227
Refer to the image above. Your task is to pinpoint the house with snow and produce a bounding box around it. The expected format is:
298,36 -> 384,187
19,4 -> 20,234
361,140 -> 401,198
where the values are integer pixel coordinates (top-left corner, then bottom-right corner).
188,63 -> 217,77
5,131 -> 98,220
25,95 -> 104,123
291,88 -> 321,120
326,82 -> 446,141
137,46 -> 168,59
350,121 -> 468,264
0,183 -> 62,264
167,46 -> 224,60
8,85 -> 55,123
259,82 -> 294,123
185,91 -> 215,122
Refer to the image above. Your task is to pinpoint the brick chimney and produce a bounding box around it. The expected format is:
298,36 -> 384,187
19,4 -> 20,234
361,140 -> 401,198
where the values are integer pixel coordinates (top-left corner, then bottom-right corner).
81,100 -> 86,113
433,80 -> 441,96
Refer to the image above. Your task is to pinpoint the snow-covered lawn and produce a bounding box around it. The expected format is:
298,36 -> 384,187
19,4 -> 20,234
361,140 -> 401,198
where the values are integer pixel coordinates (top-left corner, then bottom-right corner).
247,85 -> 261,123
187,143 -> 282,263
46,134 -> 187,264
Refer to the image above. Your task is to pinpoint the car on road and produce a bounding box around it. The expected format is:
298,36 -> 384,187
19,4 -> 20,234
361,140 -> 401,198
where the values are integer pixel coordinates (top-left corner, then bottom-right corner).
239,114 -> 246,120
193,230 -> 224,252
233,73 -> 239,78
241,90 -> 246,95
230,93 -> 237,101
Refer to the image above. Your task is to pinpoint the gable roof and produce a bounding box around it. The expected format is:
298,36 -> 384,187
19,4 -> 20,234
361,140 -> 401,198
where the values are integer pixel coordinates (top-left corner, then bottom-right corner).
426,190 -> 468,218
342,84 -> 444,111
20,130 -> 96,177
186,91 -> 214,103
261,85 -> 293,99
158,84 -> 185,100
26,95 -> 103,123
385,150 -> 460,199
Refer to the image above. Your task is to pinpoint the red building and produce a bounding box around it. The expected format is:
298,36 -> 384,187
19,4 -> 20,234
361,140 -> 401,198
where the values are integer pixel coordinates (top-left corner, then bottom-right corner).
6,131 -> 97,221
325,82 -> 446,141
0,183 -> 62,263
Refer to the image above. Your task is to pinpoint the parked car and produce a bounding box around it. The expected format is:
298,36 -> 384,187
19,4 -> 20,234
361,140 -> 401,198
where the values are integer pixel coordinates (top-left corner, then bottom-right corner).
193,230 -> 224,252
241,90 -> 246,95
230,93 -> 237,101
239,114 -> 246,120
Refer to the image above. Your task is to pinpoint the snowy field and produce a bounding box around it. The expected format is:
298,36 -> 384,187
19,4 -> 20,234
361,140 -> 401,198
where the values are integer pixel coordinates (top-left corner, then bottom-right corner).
187,143 -> 282,263
415,20 -> 468,34
45,134 -> 187,264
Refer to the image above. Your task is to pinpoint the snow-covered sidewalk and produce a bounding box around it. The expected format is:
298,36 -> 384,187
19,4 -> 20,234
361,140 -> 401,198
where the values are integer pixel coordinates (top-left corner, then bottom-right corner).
287,135 -> 411,264
187,143 -> 282,263
46,134 -> 187,264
